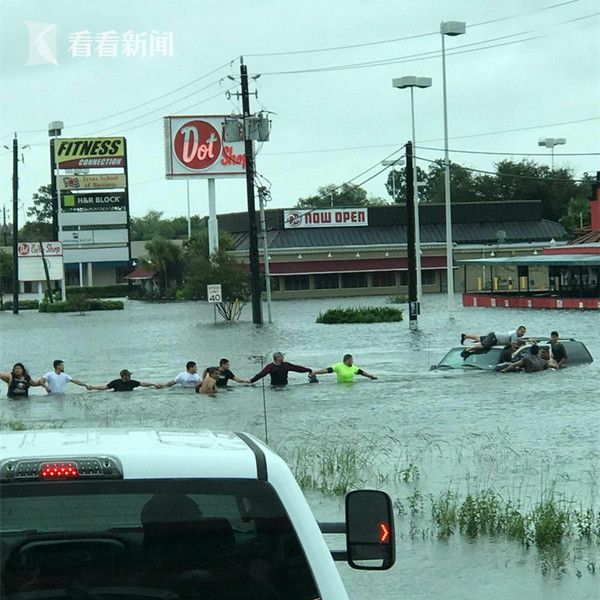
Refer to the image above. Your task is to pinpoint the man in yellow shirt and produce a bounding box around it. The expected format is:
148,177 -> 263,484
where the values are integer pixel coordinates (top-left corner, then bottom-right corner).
311,354 -> 377,383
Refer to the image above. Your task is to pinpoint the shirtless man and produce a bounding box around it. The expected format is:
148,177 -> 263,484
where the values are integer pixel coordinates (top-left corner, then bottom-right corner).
196,368 -> 220,395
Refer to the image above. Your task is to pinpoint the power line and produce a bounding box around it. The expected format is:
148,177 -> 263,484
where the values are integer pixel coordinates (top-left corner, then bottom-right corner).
415,154 -> 592,182
245,0 -> 585,58
81,79 -> 226,136
260,31 -> 538,76
258,116 -> 600,157
257,10 -> 598,76
292,145 -> 407,216
418,146 -> 600,157
17,59 -> 236,134
26,85 -> 238,145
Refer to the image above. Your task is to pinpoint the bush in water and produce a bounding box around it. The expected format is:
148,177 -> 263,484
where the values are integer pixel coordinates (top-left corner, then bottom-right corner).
39,299 -> 124,313
1,299 -> 39,311
316,306 -> 403,324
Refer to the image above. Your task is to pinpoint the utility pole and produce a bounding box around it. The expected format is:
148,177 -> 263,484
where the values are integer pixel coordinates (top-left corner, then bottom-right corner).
12,134 -> 19,315
240,58 -> 263,325
258,186 -> 273,324
405,141 -> 418,327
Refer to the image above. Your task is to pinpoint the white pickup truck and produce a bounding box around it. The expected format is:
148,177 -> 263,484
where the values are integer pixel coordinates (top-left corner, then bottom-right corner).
0,429 -> 395,600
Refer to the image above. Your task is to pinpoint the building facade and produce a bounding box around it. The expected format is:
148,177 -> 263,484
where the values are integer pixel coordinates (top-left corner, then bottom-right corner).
222,201 -> 566,299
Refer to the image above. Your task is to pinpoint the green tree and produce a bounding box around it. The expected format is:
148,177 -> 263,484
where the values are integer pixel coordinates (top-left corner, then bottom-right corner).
143,237 -> 184,295
560,196 -> 591,236
296,183 -> 387,209
131,210 -> 206,240
0,250 -> 12,295
385,166 -> 428,203
19,221 -> 52,242
421,160 -> 479,204
27,185 -> 53,223
183,231 -> 250,321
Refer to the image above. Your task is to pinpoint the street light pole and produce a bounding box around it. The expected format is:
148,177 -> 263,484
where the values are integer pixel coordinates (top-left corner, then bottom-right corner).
538,137 -> 566,171
440,20 -> 466,310
392,75 -> 432,308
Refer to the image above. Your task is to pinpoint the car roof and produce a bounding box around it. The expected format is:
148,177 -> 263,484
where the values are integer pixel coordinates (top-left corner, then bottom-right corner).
0,429 -> 268,480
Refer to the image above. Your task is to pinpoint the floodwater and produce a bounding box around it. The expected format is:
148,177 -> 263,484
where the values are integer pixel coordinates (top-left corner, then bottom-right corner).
1,295 -> 599,600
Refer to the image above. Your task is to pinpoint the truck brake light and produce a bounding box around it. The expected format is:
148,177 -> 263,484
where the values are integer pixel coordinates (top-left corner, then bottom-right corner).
0,456 -> 123,482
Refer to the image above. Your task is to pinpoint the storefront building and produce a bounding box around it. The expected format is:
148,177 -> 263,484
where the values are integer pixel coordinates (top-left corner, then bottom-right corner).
222,201 -> 566,299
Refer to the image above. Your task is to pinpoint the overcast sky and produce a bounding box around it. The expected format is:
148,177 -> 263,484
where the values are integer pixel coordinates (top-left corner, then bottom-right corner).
1,0 -> 599,222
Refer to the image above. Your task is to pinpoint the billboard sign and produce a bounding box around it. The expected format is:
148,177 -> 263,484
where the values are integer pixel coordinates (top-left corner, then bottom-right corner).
59,173 -> 127,190
54,137 -> 126,168
61,192 -> 127,212
17,242 -> 64,282
283,208 -> 369,229
164,115 -> 246,178
17,241 -> 63,257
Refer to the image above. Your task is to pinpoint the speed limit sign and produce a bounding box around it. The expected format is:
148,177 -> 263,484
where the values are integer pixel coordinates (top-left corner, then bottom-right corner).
207,284 -> 222,303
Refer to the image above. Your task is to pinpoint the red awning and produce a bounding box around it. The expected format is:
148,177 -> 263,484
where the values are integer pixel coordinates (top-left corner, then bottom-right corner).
125,268 -> 157,280
268,256 -> 446,275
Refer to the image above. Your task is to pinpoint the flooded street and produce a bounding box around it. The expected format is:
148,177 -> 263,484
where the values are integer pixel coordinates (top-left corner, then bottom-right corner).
1,295 -> 599,599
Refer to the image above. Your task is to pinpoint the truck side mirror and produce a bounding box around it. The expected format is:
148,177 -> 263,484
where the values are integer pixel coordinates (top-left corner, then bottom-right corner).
345,489 -> 395,570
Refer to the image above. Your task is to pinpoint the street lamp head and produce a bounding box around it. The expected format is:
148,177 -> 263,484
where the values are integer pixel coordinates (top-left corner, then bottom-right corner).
392,76 -> 432,89
440,21 -> 466,36
381,157 -> 406,167
48,120 -> 64,137
538,137 -> 567,149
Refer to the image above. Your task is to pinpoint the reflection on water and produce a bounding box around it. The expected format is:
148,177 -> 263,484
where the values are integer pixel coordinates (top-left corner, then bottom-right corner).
1,295 -> 599,599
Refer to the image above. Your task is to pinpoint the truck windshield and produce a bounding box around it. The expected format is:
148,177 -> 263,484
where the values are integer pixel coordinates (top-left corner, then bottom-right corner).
1,478 -> 320,600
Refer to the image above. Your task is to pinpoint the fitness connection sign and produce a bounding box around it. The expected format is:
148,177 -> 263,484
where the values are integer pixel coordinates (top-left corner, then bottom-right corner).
53,136 -> 130,266
163,115 -> 246,178
54,137 -> 126,168
284,208 -> 369,229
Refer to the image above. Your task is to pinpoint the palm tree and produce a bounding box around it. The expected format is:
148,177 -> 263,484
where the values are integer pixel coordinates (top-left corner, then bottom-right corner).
144,237 -> 183,295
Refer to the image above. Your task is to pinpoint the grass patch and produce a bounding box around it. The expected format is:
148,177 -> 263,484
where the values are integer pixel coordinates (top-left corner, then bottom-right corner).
316,306 -> 403,324
0,418 -> 27,431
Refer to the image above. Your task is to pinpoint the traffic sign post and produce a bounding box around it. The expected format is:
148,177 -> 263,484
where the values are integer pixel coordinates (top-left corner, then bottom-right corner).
207,283 -> 222,324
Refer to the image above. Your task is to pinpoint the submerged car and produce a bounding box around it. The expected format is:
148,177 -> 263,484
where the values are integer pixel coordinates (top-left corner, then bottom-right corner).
430,338 -> 593,371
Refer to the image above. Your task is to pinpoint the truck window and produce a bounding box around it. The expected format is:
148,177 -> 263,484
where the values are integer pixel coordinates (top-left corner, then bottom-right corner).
1,478 -> 320,600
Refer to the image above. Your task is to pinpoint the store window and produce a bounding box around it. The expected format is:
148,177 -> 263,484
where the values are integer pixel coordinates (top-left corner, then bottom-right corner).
422,270 -> 437,286
283,275 -> 310,291
341,272 -> 368,288
398,271 -> 408,286
372,271 -> 395,287
314,274 -> 339,289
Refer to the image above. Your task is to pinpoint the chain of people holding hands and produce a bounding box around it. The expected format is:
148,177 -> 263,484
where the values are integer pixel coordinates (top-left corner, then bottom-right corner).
1,352 -> 377,399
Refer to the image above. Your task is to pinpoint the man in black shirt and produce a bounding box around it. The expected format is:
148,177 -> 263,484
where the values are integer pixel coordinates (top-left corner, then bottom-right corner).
250,352 -> 312,386
202,359 -> 249,388
550,331 -> 568,368
89,369 -> 162,392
